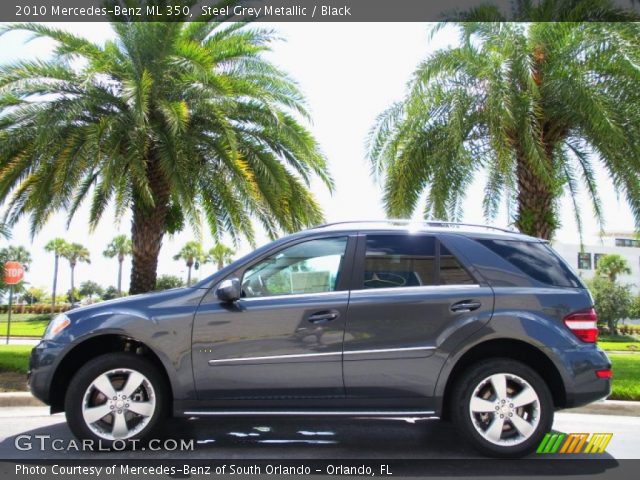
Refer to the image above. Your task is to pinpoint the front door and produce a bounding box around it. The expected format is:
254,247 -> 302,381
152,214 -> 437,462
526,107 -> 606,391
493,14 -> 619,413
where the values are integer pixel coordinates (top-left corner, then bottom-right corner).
192,236 -> 354,401
343,234 -> 494,399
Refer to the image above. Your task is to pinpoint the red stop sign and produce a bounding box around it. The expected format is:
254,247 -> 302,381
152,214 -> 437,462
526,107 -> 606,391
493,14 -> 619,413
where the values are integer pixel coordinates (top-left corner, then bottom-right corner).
3,261 -> 24,285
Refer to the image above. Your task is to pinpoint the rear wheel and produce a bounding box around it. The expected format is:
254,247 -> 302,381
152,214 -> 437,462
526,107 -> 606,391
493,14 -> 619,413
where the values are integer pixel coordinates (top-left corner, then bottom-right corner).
64,353 -> 167,449
451,358 -> 553,457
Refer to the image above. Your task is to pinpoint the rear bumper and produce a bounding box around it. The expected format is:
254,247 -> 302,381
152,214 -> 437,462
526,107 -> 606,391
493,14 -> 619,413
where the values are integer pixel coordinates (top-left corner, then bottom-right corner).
554,346 -> 612,409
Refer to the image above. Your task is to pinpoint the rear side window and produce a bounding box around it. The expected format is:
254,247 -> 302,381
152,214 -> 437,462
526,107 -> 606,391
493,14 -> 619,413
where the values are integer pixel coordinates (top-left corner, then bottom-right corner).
361,235 -> 476,288
364,235 -> 436,288
478,239 -> 582,288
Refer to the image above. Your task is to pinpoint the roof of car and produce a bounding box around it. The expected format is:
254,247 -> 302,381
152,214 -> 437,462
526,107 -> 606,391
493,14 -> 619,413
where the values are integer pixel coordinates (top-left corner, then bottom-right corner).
305,220 -> 541,241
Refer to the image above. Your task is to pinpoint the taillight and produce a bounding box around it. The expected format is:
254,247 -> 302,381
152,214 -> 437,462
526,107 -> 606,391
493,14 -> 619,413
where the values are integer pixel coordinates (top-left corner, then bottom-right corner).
564,308 -> 598,343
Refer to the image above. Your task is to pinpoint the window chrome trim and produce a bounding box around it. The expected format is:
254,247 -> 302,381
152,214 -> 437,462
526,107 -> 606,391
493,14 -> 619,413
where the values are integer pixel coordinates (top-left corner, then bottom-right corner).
208,346 -> 435,366
350,284 -> 481,295
240,290 -> 347,302
237,284 -> 480,302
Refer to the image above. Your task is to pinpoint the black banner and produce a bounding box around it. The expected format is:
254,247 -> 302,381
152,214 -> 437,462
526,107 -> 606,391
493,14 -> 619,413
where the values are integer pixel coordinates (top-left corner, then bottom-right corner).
0,458 -> 631,479
3,0 -> 640,22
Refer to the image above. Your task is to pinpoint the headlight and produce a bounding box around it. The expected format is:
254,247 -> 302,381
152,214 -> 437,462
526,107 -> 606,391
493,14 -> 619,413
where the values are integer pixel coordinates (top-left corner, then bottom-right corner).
43,314 -> 71,340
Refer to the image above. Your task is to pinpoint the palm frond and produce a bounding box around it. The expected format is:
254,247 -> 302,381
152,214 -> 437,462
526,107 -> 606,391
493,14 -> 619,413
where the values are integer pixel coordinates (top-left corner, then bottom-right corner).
368,20 -> 640,239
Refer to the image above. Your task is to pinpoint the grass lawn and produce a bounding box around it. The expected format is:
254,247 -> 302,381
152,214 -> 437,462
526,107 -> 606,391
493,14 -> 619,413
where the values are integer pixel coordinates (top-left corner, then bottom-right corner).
598,341 -> 640,352
0,313 -> 51,338
0,345 -> 31,374
598,334 -> 640,352
1,321 -> 48,337
608,354 -> 640,401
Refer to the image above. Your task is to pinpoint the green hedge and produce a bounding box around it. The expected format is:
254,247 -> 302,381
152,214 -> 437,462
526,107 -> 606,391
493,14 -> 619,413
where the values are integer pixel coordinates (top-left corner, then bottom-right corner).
0,304 -> 70,314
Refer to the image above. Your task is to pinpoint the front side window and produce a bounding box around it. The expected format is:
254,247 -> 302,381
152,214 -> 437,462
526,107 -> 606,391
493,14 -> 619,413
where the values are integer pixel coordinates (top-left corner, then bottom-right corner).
242,237 -> 348,298
363,235 -> 436,289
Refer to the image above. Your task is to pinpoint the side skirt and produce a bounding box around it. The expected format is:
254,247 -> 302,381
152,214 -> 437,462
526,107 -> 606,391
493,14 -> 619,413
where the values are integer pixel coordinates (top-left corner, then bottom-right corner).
179,409 -> 437,418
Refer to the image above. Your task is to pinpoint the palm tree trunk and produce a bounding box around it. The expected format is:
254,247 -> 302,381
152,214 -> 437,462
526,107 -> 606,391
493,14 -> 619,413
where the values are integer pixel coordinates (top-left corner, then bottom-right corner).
70,265 -> 75,303
187,265 -> 192,286
217,259 -> 223,271
513,147 -> 556,240
129,155 -> 170,294
117,257 -> 123,295
514,46 -> 559,240
51,254 -> 58,313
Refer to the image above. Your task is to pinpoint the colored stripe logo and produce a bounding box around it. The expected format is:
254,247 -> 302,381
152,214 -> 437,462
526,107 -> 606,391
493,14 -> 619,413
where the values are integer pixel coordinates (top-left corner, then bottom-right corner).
537,433 -> 612,454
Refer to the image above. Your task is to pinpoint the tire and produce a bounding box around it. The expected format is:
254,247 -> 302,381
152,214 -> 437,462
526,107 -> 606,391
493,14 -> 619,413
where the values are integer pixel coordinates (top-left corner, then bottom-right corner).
64,352 -> 168,449
451,358 -> 554,458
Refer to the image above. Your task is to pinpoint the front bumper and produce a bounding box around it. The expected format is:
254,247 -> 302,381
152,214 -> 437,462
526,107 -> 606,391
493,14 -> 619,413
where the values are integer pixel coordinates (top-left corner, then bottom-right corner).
27,340 -> 65,405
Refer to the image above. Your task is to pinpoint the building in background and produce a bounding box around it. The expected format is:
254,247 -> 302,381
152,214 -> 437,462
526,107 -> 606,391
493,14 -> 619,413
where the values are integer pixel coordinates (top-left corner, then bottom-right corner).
553,232 -> 640,293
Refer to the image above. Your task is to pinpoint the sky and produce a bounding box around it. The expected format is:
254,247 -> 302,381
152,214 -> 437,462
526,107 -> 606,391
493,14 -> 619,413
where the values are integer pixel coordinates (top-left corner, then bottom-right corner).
0,22 -> 636,295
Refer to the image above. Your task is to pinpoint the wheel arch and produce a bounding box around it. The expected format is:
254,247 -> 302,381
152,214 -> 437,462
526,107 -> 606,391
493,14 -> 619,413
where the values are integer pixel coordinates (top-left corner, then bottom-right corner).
438,338 -> 567,420
49,334 -> 174,414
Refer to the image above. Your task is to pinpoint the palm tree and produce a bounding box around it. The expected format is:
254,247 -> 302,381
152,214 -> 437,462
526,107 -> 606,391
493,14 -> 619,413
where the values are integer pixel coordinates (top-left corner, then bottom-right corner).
79,280 -> 104,303
0,10 -> 332,294
596,254 -> 631,283
173,241 -> 205,286
1,245 -> 32,269
0,222 -> 9,239
103,235 -> 133,296
61,243 -> 90,303
446,0 -> 638,22
24,286 -> 46,305
45,238 -> 69,312
368,21 -> 640,240
208,243 -> 236,271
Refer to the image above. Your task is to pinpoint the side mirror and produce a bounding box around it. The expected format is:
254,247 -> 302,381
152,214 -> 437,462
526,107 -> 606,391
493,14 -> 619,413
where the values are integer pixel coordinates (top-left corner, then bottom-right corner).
216,278 -> 241,303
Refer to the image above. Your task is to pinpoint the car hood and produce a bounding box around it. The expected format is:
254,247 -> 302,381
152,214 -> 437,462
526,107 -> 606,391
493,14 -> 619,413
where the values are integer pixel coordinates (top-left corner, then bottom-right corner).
64,286 -> 199,319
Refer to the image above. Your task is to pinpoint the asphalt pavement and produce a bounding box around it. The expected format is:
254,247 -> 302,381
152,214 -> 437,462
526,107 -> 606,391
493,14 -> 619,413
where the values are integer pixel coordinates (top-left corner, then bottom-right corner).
0,407 -> 637,460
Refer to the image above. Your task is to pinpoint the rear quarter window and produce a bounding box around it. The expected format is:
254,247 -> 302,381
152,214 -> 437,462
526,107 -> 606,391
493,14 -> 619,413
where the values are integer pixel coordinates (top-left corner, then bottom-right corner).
477,239 -> 583,288
440,245 -> 476,285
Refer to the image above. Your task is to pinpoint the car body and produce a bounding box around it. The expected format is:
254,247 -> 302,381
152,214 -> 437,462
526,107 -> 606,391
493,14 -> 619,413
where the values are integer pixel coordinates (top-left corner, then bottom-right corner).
28,221 -> 611,456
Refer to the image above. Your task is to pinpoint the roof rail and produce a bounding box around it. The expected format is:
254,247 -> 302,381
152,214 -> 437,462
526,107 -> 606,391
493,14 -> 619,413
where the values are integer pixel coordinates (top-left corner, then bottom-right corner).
313,219 -> 518,234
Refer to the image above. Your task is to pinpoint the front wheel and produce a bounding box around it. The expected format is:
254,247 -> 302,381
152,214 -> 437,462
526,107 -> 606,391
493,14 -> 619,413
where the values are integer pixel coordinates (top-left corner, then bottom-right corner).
64,352 -> 167,449
451,358 -> 554,457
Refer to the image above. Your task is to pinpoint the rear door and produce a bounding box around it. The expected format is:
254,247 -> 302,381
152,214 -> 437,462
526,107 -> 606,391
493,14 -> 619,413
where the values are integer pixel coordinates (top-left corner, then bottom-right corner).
343,233 -> 494,398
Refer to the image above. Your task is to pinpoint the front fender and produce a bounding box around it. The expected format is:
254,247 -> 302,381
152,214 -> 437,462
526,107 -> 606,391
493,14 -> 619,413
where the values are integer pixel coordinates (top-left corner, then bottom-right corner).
46,288 -> 205,406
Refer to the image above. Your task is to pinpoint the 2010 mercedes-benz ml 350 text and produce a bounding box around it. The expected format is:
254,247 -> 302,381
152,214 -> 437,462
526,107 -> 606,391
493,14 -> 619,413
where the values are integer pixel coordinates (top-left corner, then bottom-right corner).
28,221 -> 611,457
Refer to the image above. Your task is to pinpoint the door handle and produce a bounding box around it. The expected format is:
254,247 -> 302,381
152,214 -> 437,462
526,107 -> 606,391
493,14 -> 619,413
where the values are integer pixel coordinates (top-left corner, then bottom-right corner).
450,300 -> 482,313
308,310 -> 340,324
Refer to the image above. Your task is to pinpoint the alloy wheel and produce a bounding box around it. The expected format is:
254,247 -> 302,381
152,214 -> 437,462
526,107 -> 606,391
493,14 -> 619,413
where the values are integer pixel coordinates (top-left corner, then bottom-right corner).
468,372 -> 541,446
81,368 -> 156,440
